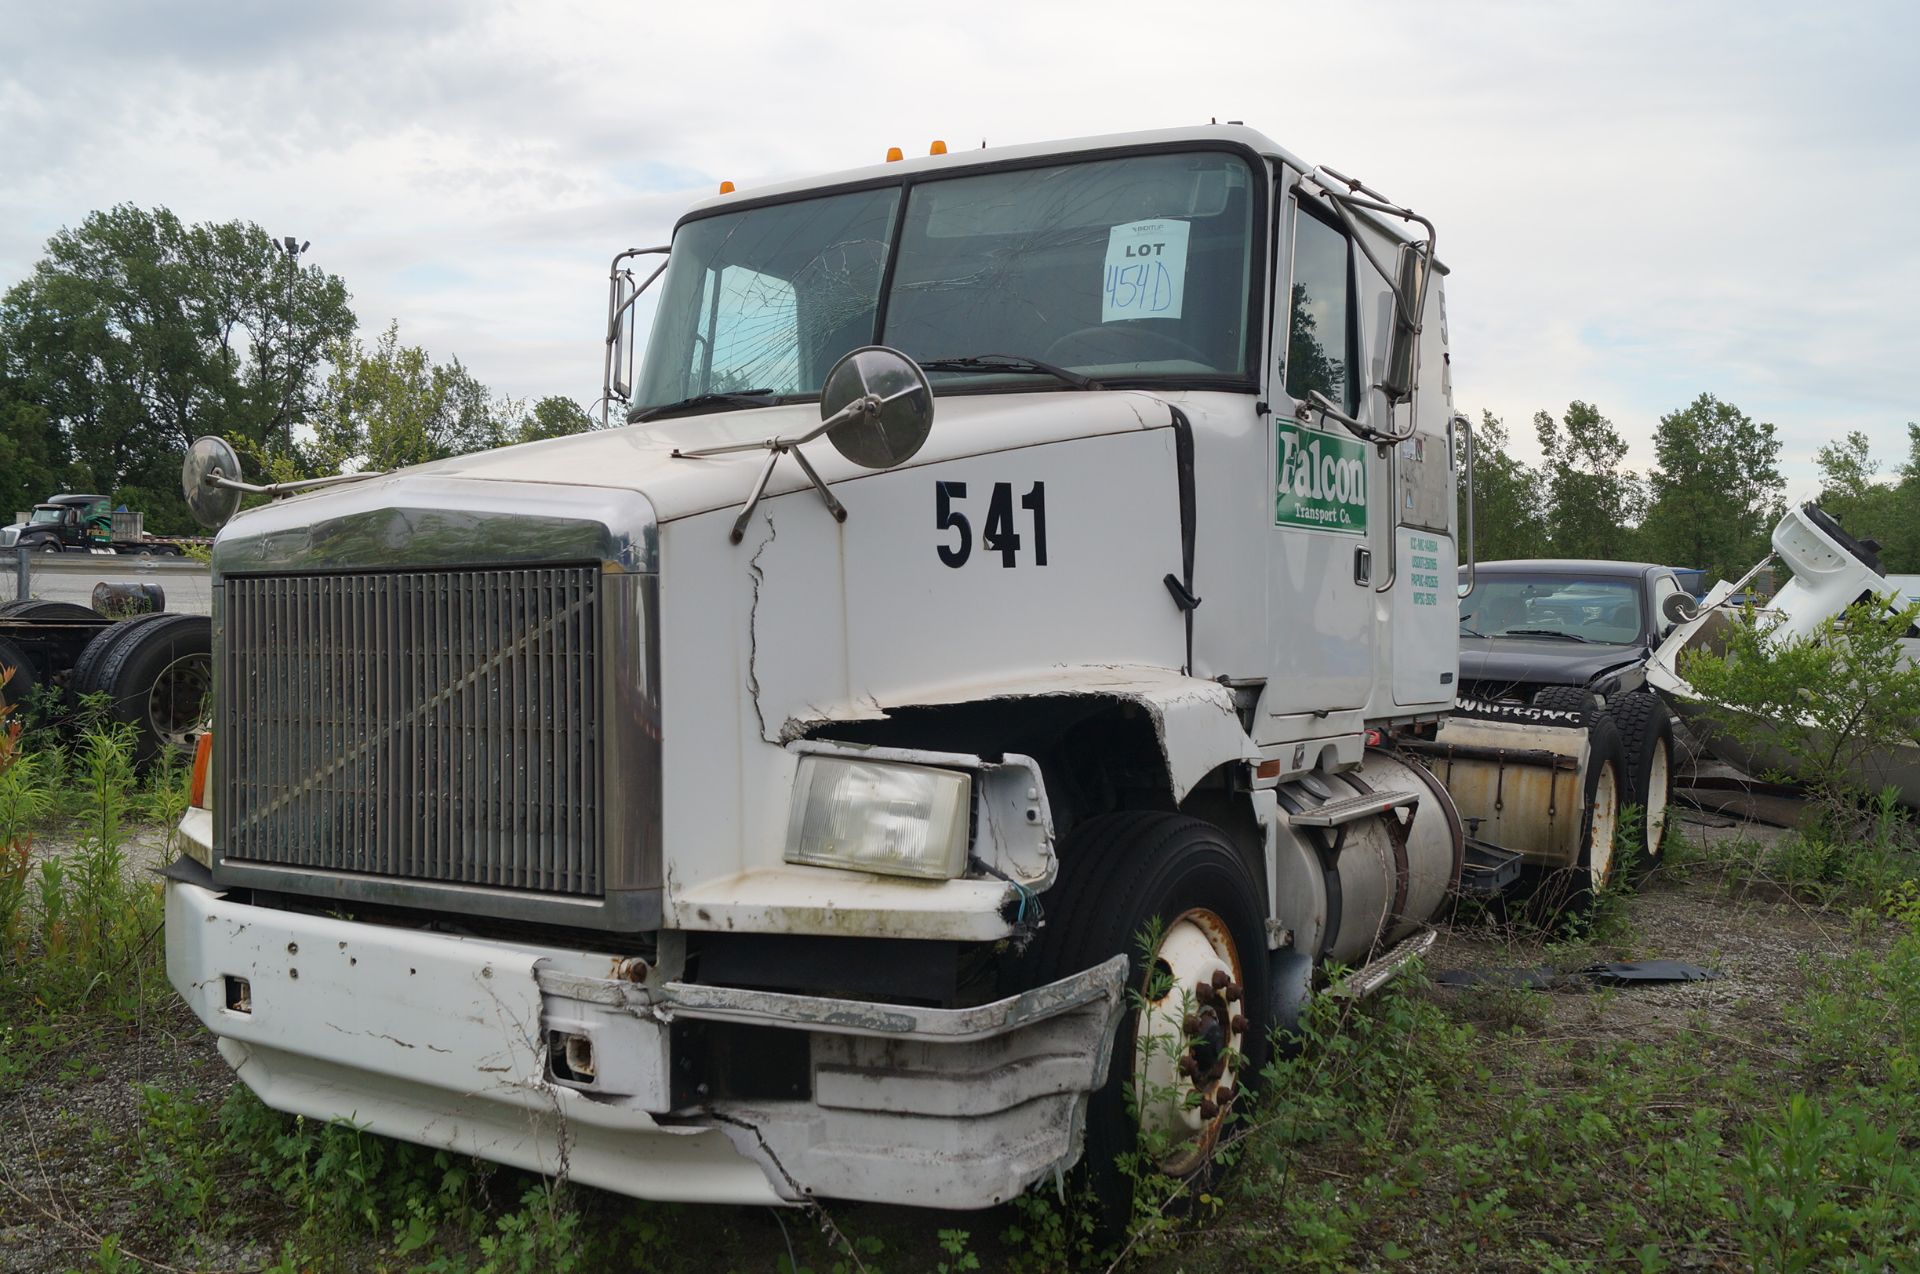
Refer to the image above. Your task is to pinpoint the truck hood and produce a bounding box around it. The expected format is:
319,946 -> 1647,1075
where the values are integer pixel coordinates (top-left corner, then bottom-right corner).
1458,635 -> 1648,691
395,390 -> 1176,524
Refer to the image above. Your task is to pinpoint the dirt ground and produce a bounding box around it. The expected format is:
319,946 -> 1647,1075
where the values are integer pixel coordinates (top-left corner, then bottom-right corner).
0,809 -> 1868,1272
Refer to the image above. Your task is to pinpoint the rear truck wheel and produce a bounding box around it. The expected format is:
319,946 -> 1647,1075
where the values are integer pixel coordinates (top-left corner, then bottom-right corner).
1018,811 -> 1270,1239
0,599 -> 102,621
70,611 -> 179,699
0,635 -> 40,711
89,613 -> 212,767
1604,691 -> 1676,865
1540,717 -> 1627,913
1530,684 -> 1601,722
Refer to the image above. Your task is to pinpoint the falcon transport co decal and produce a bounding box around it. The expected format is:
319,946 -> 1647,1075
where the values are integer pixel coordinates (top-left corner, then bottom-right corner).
1274,418 -> 1367,535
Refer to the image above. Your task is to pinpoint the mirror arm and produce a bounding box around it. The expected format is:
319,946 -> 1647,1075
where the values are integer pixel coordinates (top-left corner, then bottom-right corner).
201,470 -> 389,499
1455,413 -> 1476,599
787,445 -> 848,524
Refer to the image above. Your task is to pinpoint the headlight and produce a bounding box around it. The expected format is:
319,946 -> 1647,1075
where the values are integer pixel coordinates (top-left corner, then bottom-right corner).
784,755 -> 971,880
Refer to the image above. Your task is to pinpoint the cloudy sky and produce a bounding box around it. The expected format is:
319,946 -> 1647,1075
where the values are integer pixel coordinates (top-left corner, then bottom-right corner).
5,1 -> 1914,495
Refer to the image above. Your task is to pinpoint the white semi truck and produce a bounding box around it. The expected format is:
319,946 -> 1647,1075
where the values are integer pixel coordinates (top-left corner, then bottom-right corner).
165,126 -> 1652,1220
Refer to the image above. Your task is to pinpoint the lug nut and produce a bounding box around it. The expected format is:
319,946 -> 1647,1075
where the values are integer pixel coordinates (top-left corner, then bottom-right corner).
1195,982 -> 1217,1005
1232,1014 -> 1249,1034
1179,1054 -> 1201,1079
1223,982 -> 1242,1004
1217,1085 -> 1236,1107
1211,969 -> 1231,990
1183,1014 -> 1202,1036
1199,1098 -> 1219,1120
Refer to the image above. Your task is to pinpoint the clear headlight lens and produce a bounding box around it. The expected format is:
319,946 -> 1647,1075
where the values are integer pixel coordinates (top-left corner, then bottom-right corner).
784,756 -> 972,880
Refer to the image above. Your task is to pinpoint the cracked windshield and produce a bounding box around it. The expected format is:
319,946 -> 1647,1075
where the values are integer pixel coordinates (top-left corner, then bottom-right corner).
634,150 -> 1256,410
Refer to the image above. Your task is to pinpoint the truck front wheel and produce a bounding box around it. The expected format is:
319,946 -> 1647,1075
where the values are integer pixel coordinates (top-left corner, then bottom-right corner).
1018,811 -> 1269,1236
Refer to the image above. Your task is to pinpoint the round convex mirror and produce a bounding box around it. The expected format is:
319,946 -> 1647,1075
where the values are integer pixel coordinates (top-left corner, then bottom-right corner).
819,346 -> 934,469
182,436 -> 244,529
1661,591 -> 1700,627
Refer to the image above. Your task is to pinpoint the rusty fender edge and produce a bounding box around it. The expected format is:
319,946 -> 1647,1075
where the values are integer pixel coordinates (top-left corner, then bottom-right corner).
540,955 -> 1131,1209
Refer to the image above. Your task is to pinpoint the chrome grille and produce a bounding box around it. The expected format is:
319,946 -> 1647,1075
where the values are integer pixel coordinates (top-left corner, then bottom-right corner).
221,565 -> 604,896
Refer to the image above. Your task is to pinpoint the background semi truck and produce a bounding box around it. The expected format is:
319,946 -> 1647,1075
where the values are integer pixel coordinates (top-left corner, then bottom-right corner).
163,125 -> 1664,1220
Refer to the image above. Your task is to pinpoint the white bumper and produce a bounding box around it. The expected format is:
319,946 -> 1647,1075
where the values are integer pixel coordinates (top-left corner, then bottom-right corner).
166,878 -> 1127,1209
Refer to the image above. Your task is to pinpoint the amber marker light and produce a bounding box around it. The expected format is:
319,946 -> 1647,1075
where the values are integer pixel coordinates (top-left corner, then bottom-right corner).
929,140 -> 947,155
190,731 -> 213,809
718,180 -> 735,194
885,146 -> 903,162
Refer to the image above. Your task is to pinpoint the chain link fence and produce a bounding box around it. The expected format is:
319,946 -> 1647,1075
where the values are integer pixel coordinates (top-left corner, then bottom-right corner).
3,548 -> 212,615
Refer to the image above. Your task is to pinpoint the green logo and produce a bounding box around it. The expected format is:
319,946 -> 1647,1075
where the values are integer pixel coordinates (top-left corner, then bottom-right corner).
1274,419 -> 1368,535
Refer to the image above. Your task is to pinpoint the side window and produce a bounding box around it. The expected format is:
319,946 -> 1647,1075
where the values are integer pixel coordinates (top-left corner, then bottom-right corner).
1283,205 -> 1354,414
1650,574 -> 1682,634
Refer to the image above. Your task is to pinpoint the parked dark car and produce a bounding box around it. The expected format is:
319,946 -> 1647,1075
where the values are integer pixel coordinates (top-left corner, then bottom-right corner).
1456,559 -> 1688,860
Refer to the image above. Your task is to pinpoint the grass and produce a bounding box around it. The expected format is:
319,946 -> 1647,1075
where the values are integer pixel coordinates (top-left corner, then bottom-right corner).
5,690 -> 1920,1270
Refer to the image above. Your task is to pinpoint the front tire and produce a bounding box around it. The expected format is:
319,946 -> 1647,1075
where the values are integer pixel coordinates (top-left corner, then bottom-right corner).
1019,812 -> 1270,1237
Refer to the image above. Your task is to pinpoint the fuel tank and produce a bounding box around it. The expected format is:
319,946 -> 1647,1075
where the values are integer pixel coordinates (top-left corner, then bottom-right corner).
1268,749 -> 1464,966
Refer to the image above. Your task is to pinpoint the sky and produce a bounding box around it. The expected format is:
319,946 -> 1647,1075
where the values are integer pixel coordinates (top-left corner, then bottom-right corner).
4,0 -> 1915,498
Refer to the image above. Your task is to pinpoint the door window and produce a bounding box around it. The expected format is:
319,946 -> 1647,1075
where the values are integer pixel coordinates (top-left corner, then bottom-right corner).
1283,206 -> 1354,415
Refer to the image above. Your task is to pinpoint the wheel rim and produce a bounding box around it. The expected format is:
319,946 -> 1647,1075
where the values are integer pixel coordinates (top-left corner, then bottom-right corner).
1588,759 -> 1620,890
1645,738 -> 1671,858
1133,907 -> 1245,1176
148,651 -> 213,751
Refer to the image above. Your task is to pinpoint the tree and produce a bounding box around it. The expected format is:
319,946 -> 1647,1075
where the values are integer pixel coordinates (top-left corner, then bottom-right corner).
1814,425 -> 1920,573
1460,410 -> 1548,561
510,395 -> 597,444
1637,393 -> 1783,580
1534,400 -> 1643,560
310,322 -> 512,472
0,205 -> 355,529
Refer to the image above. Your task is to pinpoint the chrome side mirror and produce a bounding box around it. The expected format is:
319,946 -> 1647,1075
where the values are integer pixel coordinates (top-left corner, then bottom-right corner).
182,436 -> 244,529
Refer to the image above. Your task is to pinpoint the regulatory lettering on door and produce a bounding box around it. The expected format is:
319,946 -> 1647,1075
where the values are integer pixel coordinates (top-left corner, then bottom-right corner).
1274,419 -> 1368,535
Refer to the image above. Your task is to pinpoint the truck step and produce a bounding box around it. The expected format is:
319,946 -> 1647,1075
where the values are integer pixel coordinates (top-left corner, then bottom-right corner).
1280,788 -> 1419,828
1456,838 -> 1524,896
1330,927 -> 1436,999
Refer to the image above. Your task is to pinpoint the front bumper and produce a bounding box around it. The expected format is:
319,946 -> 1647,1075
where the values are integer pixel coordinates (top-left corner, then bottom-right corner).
166,877 -> 1126,1209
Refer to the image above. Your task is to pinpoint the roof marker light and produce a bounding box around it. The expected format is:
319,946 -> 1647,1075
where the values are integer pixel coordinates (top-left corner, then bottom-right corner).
718,180 -> 735,194
929,140 -> 947,155
885,146 -> 903,162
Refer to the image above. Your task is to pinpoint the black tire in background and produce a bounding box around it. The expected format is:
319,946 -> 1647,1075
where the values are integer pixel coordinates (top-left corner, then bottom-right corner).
1016,811 -> 1270,1240
0,635 -> 40,712
1530,684 -> 1602,723
1605,691 -> 1676,865
0,599 -> 103,622
87,613 -> 212,767
70,612 -> 180,701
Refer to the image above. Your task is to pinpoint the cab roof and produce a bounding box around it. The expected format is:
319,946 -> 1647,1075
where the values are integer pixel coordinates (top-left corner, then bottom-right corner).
679,124 -> 1307,221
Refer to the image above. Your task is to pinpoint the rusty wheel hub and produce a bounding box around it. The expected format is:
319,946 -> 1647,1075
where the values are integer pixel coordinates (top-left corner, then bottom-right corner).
1133,907 -> 1245,1176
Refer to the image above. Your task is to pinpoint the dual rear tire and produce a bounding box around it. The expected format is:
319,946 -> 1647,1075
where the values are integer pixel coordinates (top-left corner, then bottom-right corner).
70,613 -> 212,767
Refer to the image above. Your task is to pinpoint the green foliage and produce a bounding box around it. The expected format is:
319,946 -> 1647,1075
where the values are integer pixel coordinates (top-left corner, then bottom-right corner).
0,205 -> 355,530
512,394 -> 598,444
1681,600 -> 1920,812
1816,426 -> 1920,573
1534,399 -> 1644,560
1638,392 -> 1784,580
308,321 -> 506,472
1462,410 -> 1549,561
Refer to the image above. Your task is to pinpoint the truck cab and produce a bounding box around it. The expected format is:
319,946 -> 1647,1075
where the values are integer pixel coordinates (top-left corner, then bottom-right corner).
165,126 -> 1518,1219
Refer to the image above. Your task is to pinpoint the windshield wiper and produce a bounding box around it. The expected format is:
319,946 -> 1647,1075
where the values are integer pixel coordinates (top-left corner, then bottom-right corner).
630,389 -> 778,423
1459,622 -> 1489,639
918,354 -> 1103,391
1503,628 -> 1593,643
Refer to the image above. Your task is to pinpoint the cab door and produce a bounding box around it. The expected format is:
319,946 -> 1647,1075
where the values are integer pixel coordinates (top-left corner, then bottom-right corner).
1264,189 -> 1375,718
